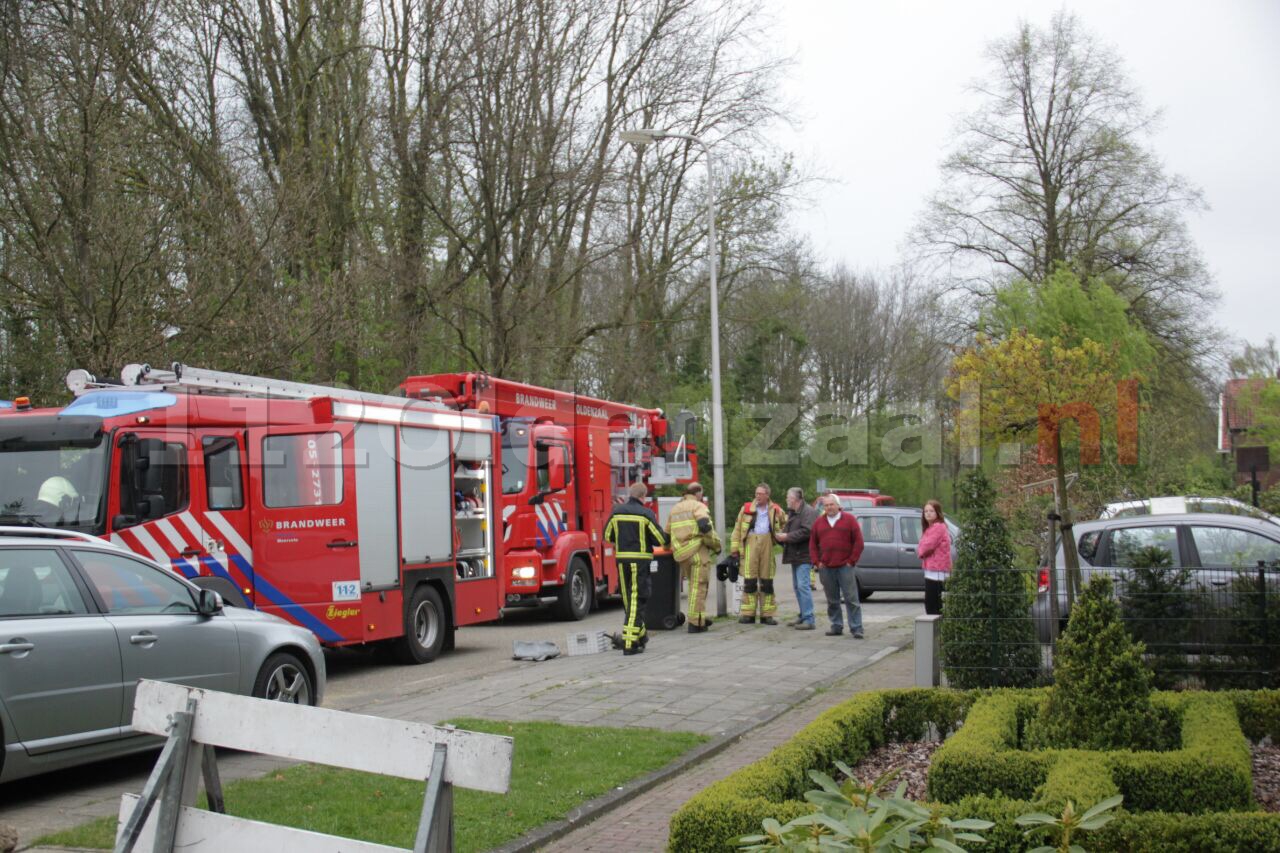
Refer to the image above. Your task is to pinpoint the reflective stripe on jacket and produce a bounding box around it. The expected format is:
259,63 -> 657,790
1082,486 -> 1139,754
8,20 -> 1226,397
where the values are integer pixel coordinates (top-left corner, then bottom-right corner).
666,496 -> 720,561
730,500 -> 786,556
604,498 -> 666,560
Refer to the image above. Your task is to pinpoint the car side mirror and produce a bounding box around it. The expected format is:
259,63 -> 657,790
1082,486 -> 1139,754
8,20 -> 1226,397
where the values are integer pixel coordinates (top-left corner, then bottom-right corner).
1077,532 -> 1100,562
136,495 -> 165,521
197,589 -> 223,615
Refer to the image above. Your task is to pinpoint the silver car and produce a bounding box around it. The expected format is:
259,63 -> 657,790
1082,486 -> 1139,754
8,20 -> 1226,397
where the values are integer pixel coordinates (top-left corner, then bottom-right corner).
846,507 -> 960,600
1034,512 -> 1280,642
1099,495 -> 1280,526
0,528 -> 325,783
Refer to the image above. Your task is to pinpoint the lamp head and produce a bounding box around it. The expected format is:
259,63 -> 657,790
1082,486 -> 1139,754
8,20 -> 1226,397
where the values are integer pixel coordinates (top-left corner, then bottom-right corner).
620,128 -> 665,146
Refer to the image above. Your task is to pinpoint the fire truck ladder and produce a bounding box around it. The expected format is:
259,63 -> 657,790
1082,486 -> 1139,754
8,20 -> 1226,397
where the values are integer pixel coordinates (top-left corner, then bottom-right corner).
100,362 -> 441,411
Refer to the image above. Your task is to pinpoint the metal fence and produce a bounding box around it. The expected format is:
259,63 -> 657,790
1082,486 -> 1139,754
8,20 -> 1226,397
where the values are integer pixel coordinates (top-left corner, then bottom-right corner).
938,564 -> 1280,690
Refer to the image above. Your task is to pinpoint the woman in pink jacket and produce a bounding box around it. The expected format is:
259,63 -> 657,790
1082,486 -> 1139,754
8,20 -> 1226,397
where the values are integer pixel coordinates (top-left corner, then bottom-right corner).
917,499 -> 952,616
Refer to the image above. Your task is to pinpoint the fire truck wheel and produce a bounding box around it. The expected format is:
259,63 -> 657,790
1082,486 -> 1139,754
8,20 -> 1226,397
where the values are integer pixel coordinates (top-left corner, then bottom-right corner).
397,585 -> 446,664
555,559 -> 593,621
253,652 -> 316,705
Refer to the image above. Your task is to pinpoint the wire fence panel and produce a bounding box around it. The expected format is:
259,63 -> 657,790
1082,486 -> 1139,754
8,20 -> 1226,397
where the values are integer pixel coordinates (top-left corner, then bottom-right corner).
940,564 -> 1280,690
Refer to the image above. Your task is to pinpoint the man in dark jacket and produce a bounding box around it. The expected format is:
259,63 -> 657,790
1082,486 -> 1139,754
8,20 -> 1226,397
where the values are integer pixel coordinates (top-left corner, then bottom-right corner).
776,486 -> 819,630
809,493 -> 866,638
603,482 -> 667,655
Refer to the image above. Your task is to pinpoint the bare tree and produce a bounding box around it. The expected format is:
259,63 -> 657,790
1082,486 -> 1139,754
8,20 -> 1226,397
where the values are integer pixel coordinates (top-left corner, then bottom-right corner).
920,11 -> 1216,361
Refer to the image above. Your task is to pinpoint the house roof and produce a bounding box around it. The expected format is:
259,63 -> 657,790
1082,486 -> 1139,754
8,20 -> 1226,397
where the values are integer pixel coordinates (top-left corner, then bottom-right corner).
1221,378 -> 1270,451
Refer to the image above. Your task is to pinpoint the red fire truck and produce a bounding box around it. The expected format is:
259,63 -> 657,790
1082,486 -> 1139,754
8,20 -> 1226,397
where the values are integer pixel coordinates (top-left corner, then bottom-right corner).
398,374 -> 698,620
0,364 -> 503,663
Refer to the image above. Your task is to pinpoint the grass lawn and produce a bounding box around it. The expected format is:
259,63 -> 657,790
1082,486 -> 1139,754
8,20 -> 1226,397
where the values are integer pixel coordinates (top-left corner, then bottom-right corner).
36,718 -> 706,852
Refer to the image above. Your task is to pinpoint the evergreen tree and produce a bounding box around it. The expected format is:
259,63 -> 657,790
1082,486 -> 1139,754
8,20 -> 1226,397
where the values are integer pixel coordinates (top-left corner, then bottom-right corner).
940,470 -> 1040,687
1028,576 -> 1162,750
1119,545 -> 1193,689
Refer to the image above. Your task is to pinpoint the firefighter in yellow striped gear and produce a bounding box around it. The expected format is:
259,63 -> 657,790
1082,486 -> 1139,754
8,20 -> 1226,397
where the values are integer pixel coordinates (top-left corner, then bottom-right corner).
603,482 -> 667,655
665,481 -> 721,632
730,483 -> 787,624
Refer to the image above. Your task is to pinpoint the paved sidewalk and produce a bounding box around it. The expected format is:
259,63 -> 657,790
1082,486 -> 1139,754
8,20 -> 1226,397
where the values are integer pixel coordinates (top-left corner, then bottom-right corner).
8,579 -> 920,850
539,646 -> 917,852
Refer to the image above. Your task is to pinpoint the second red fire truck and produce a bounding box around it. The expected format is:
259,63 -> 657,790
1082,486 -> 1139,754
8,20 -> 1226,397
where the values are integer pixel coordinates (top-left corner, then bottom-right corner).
399,373 -> 699,620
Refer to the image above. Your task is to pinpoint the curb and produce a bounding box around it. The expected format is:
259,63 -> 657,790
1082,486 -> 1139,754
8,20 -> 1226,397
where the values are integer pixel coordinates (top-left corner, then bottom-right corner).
494,624 -> 914,853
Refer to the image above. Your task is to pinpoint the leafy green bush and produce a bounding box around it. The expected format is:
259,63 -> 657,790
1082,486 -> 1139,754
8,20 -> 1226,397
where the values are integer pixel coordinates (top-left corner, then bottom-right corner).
1118,544 -> 1194,688
940,470 -> 1040,689
1220,569 -> 1280,689
736,765 -> 995,851
1026,576 -> 1161,751
1016,794 -> 1123,853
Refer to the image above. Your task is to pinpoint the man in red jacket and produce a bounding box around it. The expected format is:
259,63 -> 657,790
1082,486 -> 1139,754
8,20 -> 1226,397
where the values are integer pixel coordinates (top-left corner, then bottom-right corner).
809,493 -> 866,638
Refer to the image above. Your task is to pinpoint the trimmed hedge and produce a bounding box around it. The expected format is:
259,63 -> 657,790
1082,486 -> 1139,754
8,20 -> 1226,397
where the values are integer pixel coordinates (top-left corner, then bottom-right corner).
668,687 -> 1280,852
1228,688 -> 1280,742
1107,692 -> 1252,813
1034,750 -> 1119,812
667,688 -> 973,853
937,797 -> 1280,852
927,690 -> 1049,803
928,691 -> 1252,814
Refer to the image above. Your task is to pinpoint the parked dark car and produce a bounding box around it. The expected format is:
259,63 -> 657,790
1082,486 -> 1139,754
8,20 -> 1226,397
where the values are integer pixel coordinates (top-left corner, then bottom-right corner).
0,528 -> 326,783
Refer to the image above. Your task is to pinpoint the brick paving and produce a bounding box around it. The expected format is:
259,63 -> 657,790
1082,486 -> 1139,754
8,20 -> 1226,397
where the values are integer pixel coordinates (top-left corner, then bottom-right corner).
538,647 -> 917,852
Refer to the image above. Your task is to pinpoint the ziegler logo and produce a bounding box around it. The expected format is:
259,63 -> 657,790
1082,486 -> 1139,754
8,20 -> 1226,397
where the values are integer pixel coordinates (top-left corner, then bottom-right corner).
326,605 -> 359,620
274,518 -> 348,530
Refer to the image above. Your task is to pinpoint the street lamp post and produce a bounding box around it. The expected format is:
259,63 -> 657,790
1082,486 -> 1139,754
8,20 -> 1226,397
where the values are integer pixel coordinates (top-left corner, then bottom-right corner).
620,128 -> 729,616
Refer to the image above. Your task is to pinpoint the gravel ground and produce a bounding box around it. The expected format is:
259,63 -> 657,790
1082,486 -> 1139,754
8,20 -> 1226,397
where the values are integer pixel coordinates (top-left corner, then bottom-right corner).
844,741 -> 941,801
1254,742 -> 1280,812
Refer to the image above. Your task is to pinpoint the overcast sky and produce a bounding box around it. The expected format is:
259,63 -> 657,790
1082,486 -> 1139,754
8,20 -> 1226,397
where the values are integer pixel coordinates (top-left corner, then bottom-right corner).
769,1 -> 1279,353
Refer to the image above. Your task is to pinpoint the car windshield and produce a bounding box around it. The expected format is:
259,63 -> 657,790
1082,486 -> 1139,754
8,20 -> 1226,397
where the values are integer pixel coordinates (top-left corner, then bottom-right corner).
0,440 -> 108,531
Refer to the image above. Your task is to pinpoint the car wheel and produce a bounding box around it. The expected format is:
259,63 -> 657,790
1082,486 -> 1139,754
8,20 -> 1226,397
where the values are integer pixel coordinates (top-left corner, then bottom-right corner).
396,585 -> 446,664
253,652 -> 315,705
857,589 -> 873,602
555,559 -> 592,621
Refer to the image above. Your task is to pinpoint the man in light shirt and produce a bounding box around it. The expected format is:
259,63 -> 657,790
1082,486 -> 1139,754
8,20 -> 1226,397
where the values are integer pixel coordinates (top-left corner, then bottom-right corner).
729,483 -> 786,624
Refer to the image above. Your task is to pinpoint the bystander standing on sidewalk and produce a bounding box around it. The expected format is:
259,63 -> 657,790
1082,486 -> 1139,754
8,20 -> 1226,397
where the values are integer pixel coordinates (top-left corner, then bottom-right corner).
917,499 -> 952,616
810,493 -> 866,638
777,487 -> 819,630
